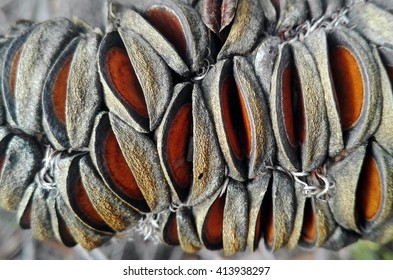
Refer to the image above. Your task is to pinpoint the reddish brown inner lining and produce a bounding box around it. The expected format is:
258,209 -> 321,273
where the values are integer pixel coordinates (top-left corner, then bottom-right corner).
10,47 -> 22,98
57,213 -> 76,246
204,195 -> 225,245
146,7 -> 188,63
167,213 -> 180,245
52,56 -> 72,124
282,62 -> 305,147
357,154 -> 382,222
254,207 -> 263,249
221,76 -> 251,161
104,129 -> 144,200
301,199 -> 317,244
329,46 -> 364,131
74,177 -> 108,227
167,103 -> 192,189
107,47 -> 148,118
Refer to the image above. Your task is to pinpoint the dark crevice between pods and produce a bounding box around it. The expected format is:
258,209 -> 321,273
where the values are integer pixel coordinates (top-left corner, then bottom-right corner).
55,208 -> 77,247
202,194 -> 225,250
260,179 -> 274,249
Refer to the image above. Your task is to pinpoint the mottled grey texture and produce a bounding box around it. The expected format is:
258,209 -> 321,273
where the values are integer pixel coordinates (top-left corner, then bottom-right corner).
31,186 -> 55,241
276,0 -> 308,33
306,0 -> 323,19
321,0 -> 345,17
177,206 -> 202,253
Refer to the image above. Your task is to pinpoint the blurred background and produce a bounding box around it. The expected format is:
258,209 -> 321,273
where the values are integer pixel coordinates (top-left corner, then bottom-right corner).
0,0 -> 392,260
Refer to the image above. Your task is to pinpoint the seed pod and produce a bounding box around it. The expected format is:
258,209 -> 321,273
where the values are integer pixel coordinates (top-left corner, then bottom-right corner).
258,0 -> 278,33
201,0 -> 238,37
176,206 -> 202,253
306,0 -> 323,19
305,28 -> 344,158
79,156 -> 142,232
46,191 -> 77,247
261,170 -> 296,251
195,188 -> 224,250
1,26 -> 36,128
287,181 -> 307,249
54,154 -> 115,234
55,194 -> 113,250
321,0 -> 345,17
327,145 -> 366,233
276,0 -> 308,34
90,112 -> 170,213
14,18 -> 81,134
98,29 -> 172,133
0,134 -> 42,211
160,210 -> 180,246
373,46 -> 393,155
31,185 -> 55,240
348,1 -> 393,47
270,42 -> 328,172
157,82 -> 225,205
254,36 -> 281,97
321,226 -> 360,251
217,0 -> 265,60
222,179 -> 248,256
119,9 -> 189,76
203,57 -> 275,180
43,31 -> 103,150
309,199 -> 337,247
246,172 -> 271,251
16,182 -> 35,229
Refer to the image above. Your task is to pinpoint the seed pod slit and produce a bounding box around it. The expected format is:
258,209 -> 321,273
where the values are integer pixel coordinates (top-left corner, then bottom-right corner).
163,212 -> 180,246
300,198 -> 317,247
201,194 -> 225,250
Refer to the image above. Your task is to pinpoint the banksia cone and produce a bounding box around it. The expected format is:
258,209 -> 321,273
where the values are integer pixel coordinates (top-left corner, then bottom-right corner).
1,0 -> 393,256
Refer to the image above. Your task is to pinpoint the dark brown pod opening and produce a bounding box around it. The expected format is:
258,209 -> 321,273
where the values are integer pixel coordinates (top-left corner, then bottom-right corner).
56,208 -> 77,247
99,32 -> 149,124
19,196 -> 32,229
163,212 -> 180,246
253,206 -> 263,250
261,181 -> 274,248
271,0 -> 281,18
329,45 -> 364,131
202,195 -> 225,250
145,6 -> 187,63
300,198 -> 317,246
221,74 -> 252,162
356,152 -> 382,229
386,65 -> 393,86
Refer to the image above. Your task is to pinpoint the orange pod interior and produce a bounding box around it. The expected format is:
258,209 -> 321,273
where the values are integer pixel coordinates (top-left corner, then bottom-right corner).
329,46 -> 364,131
301,198 -> 317,245
146,6 -> 188,63
106,47 -> 148,118
203,195 -> 225,249
164,212 -> 180,246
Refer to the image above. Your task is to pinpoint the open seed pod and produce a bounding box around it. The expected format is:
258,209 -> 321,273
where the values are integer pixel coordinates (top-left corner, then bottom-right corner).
326,26 -> 381,151
373,46 -> 393,155
30,185 -> 55,241
43,32 -> 103,150
98,29 -> 172,133
327,145 -> 366,232
79,155 -> 141,232
13,18 -> 81,134
275,0 -> 308,34
16,182 -> 35,229
246,172 -> 271,251
176,206 -> 202,253
305,28 -> 344,158
157,82 -> 225,205
270,41 -> 328,172
322,226 -> 360,250
195,179 -> 248,255
216,0 -> 265,60
1,25 -> 35,128
55,194 -> 113,250
254,36 -> 281,97
46,190 -> 77,247
90,112 -> 170,213
260,170 -> 296,251
201,0 -> 238,38
54,154 -> 115,235
140,0 -> 208,74
348,1 -> 393,47
203,57 -> 275,180
160,210 -> 180,247
0,133 -> 42,211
